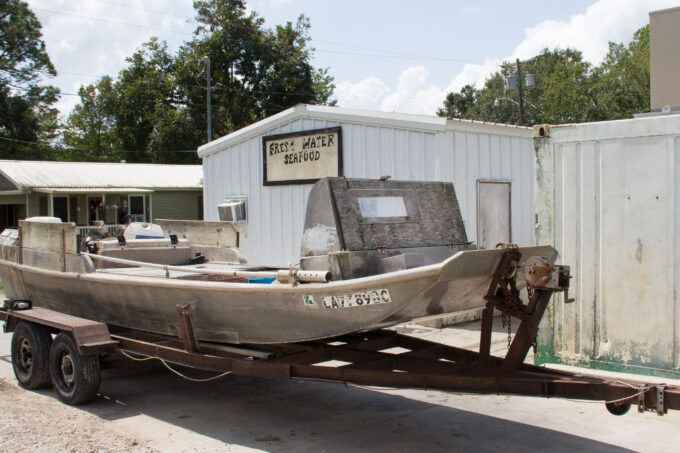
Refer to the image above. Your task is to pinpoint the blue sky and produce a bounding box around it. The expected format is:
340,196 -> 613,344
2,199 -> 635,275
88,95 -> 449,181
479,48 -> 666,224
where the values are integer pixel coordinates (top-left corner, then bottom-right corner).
27,0 -> 679,118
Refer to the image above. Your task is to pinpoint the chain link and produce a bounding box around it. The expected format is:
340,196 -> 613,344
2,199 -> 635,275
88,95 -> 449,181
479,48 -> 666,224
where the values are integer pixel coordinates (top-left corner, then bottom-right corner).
501,313 -> 512,350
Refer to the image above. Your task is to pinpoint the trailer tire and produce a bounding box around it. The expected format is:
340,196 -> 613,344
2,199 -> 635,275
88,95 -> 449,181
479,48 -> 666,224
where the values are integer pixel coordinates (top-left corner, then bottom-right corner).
11,321 -> 52,389
49,332 -> 101,405
605,402 -> 631,416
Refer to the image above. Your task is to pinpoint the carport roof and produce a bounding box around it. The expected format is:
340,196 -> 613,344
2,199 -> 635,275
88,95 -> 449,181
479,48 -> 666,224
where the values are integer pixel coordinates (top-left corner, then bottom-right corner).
0,160 -> 203,191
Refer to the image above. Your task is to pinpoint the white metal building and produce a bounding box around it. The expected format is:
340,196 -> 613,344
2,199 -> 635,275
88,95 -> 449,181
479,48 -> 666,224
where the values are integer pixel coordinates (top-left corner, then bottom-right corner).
198,104 -> 534,266
534,115 -> 680,378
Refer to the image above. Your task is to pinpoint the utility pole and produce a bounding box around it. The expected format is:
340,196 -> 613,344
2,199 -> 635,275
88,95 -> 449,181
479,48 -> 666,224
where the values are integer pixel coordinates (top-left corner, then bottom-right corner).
204,56 -> 212,143
515,58 -> 525,126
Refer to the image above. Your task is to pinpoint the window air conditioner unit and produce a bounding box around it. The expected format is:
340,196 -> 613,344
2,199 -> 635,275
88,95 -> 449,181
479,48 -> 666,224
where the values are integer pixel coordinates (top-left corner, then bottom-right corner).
218,201 -> 246,222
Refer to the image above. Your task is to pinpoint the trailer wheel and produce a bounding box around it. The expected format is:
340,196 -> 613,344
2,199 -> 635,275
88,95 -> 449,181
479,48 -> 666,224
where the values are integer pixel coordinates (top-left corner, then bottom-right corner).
49,332 -> 101,405
11,321 -> 52,389
605,402 -> 631,416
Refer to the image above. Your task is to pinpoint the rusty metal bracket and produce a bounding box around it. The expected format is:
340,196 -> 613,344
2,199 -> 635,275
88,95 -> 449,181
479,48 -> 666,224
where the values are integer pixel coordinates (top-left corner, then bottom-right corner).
638,384 -> 668,415
479,249 -> 522,365
479,251 -> 571,373
176,304 -> 200,353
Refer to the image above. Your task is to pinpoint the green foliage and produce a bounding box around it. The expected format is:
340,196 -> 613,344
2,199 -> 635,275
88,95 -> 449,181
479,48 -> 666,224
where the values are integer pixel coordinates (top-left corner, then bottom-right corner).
63,0 -> 335,162
62,76 -> 121,161
438,25 -> 651,126
0,0 -> 59,159
591,25 -> 650,119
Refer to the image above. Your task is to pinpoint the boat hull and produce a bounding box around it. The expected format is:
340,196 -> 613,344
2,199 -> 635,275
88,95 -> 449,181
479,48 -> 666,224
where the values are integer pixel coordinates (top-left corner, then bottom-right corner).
0,246 -> 556,344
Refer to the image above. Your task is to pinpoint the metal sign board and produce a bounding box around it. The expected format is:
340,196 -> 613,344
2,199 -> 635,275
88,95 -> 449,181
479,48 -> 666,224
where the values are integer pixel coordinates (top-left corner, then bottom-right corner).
262,127 -> 342,185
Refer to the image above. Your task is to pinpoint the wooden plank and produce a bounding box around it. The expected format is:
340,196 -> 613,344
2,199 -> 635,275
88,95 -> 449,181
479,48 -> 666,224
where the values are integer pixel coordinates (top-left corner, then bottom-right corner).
5,307 -> 117,353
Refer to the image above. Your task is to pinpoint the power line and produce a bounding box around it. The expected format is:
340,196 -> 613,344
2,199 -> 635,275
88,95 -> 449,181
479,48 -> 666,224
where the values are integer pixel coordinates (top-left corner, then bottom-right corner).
0,136 -> 197,153
315,48 -> 484,63
91,0 -> 195,21
314,39 -> 484,63
33,7 -> 193,36
35,7 -> 483,65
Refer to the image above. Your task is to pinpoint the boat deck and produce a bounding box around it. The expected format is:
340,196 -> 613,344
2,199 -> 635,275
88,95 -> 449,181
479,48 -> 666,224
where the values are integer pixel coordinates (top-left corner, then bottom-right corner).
96,262 -> 283,281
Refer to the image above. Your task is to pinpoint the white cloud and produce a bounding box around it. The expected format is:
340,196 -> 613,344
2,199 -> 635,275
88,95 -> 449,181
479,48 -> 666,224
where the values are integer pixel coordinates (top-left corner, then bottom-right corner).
336,67 -> 449,115
333,0 -> 676,115
335,77 -> 390,110
380,67 -> 446,115
512,0 -> 677,62
445,58 -> 502,94
27,0 -> 195,118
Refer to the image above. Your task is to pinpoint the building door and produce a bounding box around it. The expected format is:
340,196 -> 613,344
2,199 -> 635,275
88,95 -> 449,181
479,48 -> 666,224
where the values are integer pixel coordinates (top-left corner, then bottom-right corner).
88,197 -> 103,224
477,181 -> 511,249
0,204 -> 18,230
53,197 -> 68,222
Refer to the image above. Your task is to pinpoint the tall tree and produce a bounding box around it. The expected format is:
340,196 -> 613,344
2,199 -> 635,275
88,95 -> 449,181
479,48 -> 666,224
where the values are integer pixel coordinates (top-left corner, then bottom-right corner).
64,0 -> 335,162
62,76 -> 121,161
591,25 -> 650,119
438,26 -> 650,126
0,0 -> 60,159
114,38 -> 197,163
174,0 -> 334,141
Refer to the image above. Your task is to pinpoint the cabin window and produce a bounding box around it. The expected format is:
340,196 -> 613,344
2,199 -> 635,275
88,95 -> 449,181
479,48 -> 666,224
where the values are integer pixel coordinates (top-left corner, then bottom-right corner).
358,196 -> 407,218
348,189 -> 422,224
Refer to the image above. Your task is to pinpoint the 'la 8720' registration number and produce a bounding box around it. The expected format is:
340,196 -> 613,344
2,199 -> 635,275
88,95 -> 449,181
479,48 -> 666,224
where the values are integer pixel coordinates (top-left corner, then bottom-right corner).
320,289 -> 392,309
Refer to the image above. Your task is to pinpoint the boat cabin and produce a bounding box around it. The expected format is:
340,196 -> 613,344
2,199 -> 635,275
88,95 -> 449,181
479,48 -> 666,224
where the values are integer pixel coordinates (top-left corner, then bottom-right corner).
300,177 -> 474,279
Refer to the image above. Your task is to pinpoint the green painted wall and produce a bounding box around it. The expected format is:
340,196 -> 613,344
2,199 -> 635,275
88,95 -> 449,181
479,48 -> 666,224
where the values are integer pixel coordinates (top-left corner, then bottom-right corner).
0,194 -> 25,204
0,190 -> 202,225
152,191 -> 202,221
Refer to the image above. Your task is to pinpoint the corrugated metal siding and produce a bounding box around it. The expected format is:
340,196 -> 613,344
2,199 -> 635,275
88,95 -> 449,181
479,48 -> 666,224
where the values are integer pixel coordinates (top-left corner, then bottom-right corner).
0,160 -> 202,189
535,116 -> 680,379
152,191 -> 202,221
204,117 -> 534,266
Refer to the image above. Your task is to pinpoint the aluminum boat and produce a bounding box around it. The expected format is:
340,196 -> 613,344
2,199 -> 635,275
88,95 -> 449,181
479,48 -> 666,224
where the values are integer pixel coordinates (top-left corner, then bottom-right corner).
0,177 -> 555,344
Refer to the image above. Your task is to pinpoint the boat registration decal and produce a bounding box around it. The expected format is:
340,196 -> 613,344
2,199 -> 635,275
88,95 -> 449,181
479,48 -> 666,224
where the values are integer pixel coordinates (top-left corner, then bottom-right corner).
317,289 -> 392,309
303,294 -> 316,308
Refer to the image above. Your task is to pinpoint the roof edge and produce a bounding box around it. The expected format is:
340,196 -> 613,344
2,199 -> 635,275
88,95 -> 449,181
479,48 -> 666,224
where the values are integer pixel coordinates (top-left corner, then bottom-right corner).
197,104 -> 450,158
536,114 -> 680,143
444,117 -> 532,137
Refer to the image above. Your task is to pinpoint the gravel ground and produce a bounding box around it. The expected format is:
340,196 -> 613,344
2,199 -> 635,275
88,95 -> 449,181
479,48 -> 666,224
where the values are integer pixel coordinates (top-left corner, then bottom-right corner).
0,379 -> 157,453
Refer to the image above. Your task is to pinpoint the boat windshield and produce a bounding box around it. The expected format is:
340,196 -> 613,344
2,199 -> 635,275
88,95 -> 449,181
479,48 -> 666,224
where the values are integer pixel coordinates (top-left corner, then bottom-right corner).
358,196 -> 407,218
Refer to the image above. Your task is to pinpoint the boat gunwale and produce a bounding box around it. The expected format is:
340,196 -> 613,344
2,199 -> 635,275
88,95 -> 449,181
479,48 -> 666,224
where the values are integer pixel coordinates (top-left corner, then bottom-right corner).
0,253 -> 447,294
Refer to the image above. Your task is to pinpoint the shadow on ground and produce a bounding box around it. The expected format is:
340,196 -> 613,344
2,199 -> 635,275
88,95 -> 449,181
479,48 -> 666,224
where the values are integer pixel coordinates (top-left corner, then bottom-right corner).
12,358 -> 632,453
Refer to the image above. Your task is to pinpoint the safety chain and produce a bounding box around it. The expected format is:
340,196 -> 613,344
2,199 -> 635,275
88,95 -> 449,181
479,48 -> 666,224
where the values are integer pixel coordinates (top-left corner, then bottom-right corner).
501,313 -> 512,350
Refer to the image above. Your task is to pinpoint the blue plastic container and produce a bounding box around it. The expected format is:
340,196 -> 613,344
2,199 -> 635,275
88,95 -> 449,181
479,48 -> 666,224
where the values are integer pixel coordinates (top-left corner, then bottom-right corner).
248,277 -> 276,284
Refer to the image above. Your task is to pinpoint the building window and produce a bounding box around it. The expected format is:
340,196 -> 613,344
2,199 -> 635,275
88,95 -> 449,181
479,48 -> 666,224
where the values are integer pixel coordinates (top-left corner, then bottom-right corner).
197,195 -> 204,220
130,195 -> 144,222
39,197 -> 47,216
53,197 -> 68,222
0,204 -> 18,230
69,196 -> 80,225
